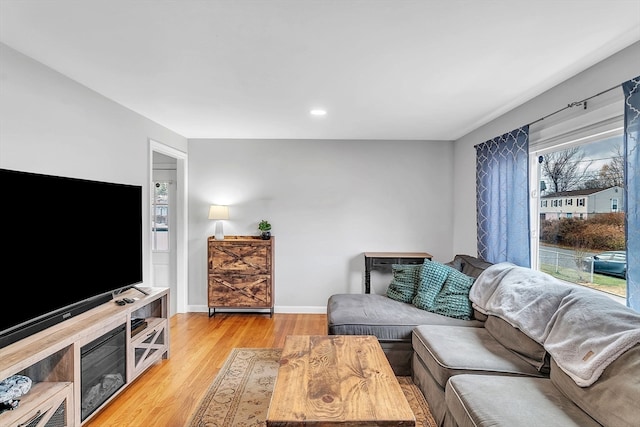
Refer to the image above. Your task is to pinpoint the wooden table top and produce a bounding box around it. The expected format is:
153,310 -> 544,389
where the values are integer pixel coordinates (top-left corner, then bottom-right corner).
364,252 -> 432,259
266,335 -> 415,426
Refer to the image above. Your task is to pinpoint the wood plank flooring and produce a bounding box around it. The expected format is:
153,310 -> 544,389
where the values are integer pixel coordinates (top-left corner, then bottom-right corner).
84,312 -> 327,427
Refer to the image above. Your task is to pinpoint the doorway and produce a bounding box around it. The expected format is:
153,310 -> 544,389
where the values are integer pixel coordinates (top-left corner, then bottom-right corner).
152,164 -> 176,311
150,140 -> 187,316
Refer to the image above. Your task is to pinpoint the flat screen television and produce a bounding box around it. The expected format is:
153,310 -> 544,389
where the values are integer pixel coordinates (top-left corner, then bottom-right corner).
0,168 -> 143,349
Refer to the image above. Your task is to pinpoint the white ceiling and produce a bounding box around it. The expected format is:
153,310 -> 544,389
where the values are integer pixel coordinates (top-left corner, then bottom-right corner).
1,0 -> 639,140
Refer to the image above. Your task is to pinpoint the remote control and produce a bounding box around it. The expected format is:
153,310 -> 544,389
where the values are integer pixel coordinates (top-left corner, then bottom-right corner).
123,298 -> 135,304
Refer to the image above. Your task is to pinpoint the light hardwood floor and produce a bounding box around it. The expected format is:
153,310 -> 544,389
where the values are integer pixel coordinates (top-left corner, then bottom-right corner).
84,312 -> 327,427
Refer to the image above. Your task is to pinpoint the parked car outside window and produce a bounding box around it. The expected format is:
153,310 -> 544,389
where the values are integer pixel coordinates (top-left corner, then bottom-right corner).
582,250 -> 626,278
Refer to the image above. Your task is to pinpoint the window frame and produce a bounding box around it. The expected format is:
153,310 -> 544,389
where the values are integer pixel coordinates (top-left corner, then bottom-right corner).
528,88 -> 625,280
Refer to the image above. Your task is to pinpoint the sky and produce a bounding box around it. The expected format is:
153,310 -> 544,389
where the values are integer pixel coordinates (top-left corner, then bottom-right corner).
580,135 -> 623,171
541,134 -> 623,191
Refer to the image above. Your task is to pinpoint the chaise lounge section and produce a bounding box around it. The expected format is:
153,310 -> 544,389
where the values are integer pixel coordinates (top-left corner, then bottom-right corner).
327,254 -> 491,375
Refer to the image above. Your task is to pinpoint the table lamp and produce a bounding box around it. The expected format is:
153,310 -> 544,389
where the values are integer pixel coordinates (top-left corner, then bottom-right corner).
208,205 -> 229,240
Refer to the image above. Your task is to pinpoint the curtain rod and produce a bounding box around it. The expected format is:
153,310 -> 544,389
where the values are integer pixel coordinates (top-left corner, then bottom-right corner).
527,83 -> 620,126
474,83 -> 621,148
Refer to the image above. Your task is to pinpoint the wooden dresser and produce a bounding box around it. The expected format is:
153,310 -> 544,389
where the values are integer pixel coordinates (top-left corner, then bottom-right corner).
207,235 -> 274,317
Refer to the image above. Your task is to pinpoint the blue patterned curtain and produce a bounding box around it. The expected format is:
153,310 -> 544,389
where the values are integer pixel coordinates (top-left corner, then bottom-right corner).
476,126 -> 530,266
623,76 -> 640,311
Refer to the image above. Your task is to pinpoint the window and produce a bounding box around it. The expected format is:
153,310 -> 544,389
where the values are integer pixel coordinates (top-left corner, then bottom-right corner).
533,137 -> 625,298
152,181 -> 169,251
529,89 -> 626,298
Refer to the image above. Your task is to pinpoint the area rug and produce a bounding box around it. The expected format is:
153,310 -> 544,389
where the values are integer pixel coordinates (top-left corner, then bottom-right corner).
187,348 -> 437,427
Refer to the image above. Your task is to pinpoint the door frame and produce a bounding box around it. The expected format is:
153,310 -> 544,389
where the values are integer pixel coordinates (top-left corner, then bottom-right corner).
149,139 -> 188,314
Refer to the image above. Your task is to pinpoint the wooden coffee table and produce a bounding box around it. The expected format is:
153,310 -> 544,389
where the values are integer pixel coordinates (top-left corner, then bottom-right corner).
266,335 -> 415,426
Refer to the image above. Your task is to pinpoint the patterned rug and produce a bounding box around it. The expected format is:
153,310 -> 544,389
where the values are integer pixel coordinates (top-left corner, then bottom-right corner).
187,348 -> 437,427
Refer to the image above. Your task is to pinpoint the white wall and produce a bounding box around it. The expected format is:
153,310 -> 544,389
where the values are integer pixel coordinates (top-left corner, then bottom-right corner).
451,41 -> 640,257
0,43 -> 188,286
188,138 -> 453,312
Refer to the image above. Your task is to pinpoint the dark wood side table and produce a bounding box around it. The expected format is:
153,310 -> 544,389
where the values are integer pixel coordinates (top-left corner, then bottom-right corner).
364,252 -> 432,294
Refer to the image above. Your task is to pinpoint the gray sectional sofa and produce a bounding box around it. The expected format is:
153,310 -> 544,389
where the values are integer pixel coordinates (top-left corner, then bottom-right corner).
327,254 -> 640,427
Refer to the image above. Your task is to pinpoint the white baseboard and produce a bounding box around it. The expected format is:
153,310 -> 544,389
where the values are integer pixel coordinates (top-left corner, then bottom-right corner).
187,304 -> 327,314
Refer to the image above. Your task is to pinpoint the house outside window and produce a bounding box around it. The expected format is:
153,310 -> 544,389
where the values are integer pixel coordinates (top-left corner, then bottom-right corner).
612,198 -> 619,212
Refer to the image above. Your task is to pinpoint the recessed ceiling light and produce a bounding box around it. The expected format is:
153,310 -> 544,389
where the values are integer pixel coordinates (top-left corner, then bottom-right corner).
310,109 -> 327,116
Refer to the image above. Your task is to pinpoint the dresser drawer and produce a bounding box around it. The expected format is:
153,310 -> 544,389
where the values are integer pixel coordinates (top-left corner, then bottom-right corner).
208,241 -> 271,274
208,275 -> 272,308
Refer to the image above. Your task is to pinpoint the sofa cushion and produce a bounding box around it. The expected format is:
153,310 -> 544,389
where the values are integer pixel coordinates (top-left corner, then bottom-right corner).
412,325 -> 545,389
550,344 -> 640,427
327,294 -> 481,342
386,264 -> 421,303
445,374 -> 601,427
454,254 -> 493,278
444,256 -> 463,271
485,315 -> 549,373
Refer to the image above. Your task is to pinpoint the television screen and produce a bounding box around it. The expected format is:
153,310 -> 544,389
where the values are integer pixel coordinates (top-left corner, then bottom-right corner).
0,168 -> 143,348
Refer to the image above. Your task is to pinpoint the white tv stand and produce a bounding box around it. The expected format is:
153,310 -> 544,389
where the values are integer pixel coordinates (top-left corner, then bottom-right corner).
0,287 -> 169,426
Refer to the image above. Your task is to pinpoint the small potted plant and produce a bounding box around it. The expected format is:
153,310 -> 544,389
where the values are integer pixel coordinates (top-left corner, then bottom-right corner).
258,220 -> 272,240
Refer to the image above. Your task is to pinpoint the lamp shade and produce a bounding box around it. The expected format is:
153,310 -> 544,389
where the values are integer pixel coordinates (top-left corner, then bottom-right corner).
208,205 -> 229,220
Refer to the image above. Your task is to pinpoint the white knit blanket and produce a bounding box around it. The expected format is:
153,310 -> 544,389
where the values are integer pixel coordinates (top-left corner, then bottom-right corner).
470,262 -> 640,386
469,263 -> 574,344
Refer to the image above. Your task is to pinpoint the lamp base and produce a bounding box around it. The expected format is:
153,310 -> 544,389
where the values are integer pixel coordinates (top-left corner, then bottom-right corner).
214,221 -> 224,240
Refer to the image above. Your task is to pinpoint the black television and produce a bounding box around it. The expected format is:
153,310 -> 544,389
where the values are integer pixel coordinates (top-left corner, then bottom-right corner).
0,168 -> 143,349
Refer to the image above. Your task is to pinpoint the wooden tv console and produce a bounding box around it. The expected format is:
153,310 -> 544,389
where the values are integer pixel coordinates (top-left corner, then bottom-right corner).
0,287 -> 169,426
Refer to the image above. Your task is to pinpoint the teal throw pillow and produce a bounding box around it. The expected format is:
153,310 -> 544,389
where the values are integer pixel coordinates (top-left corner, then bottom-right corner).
386,264 -> 421,303
412,259 -> 449,310
431,269 -> 476,320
